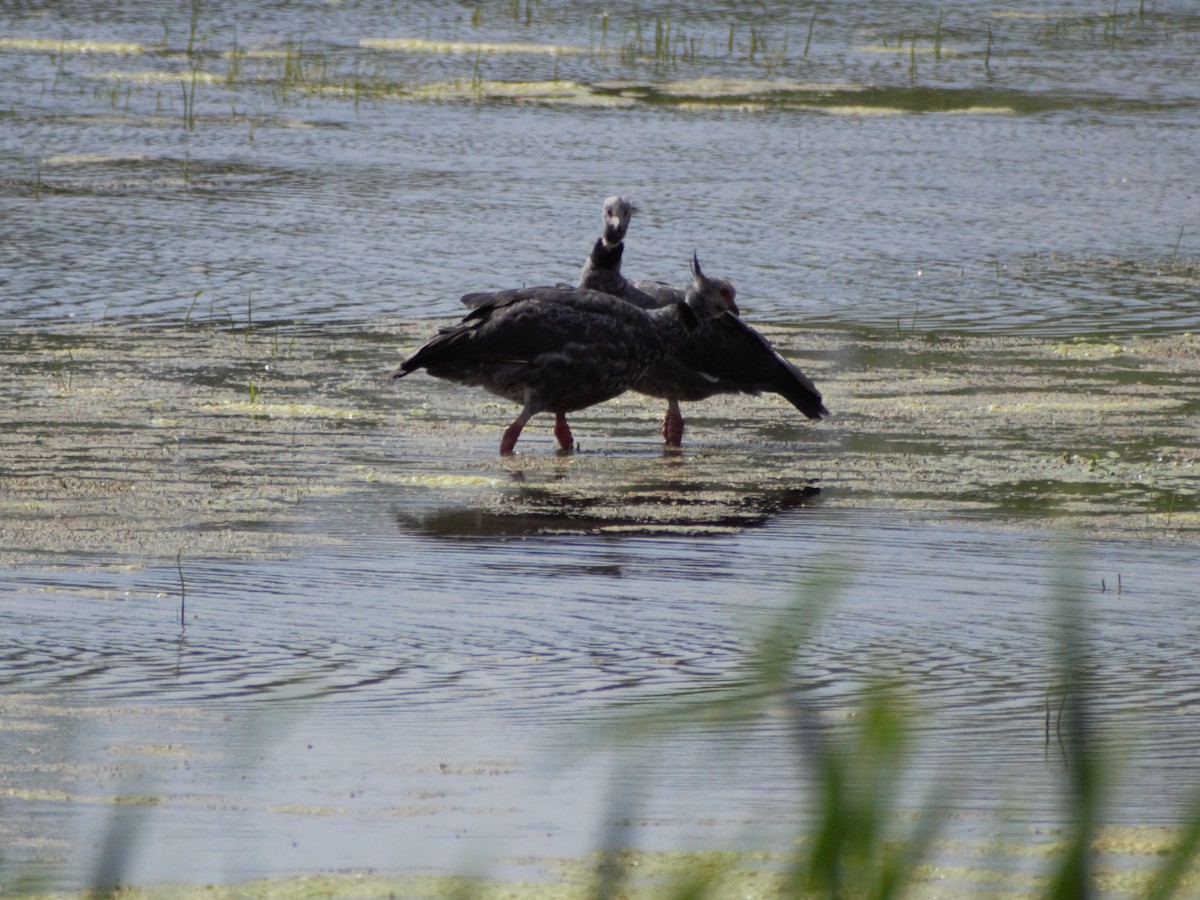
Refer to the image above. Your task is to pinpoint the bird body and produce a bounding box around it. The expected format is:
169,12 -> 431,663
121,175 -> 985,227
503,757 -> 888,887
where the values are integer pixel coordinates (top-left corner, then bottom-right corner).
393,257 -> 729,454
406,287 -> 687,413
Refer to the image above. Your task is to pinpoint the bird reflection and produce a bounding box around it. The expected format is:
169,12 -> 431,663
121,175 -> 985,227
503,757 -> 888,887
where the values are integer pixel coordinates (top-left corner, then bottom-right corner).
391,478 -> 821,540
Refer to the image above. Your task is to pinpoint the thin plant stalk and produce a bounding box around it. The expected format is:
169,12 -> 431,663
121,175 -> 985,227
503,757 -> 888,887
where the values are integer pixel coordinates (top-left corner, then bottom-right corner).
177,551 -> 186,628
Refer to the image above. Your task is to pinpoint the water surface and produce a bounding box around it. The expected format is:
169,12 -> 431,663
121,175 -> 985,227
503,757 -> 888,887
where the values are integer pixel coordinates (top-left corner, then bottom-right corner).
2,1 -> 1200,892
5,500 -> 1200,889
1,0 -> 1196,332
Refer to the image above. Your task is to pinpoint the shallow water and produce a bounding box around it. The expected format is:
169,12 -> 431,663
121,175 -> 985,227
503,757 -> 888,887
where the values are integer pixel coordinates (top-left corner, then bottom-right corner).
5,500 -> 1200,890
3,0 -> 1200,893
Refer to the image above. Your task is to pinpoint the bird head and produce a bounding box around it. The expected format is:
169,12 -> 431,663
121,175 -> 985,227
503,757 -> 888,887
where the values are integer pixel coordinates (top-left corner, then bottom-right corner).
601,195 -> 635,245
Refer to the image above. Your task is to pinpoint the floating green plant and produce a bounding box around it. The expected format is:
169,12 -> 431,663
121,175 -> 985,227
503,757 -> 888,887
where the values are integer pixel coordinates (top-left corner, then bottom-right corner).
359,36 -> 586,55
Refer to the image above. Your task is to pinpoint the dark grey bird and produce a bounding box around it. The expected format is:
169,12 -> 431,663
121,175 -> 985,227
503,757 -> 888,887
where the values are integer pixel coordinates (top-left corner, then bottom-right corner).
577,196 -> 661,307
578,195 -> 827,446
578,196 -> 740,312
392,254 -> 733,455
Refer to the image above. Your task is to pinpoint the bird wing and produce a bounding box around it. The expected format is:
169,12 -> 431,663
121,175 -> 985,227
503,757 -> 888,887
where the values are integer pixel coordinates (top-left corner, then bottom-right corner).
398,288 -> 650,378
678,315 -> 827,419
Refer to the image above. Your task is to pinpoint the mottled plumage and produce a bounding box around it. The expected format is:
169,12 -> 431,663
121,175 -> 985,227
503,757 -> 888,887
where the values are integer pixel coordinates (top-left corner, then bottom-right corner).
393,256 -> 730,455
578,195 -> 827,445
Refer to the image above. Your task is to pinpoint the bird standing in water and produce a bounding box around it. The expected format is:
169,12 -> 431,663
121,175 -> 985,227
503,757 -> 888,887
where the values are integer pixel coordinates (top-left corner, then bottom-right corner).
392,254 -> 733,455
578,195 -> 827,446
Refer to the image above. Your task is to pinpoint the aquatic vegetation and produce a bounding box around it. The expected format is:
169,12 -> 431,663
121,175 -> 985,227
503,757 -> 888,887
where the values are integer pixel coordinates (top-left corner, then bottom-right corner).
803,5 -> 819,58
0,37 -> 147,54
50,348 -> 75,395
4,0 -> 1196,137
185,0 -> 202,58
359,36 -> 587,55
1031,3 -> 1190,52
183,290 -> 202,327
860,38 -> 962,57
23,10 -> 1175,123
181,65 -> 198,129
1,322 -> 1195,553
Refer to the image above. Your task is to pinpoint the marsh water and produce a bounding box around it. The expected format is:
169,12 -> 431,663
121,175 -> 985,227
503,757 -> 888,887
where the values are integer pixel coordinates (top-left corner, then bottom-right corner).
2,0 -> 1200,893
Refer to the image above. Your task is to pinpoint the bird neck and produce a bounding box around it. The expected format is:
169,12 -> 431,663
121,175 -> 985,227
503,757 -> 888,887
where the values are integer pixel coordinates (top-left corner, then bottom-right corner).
580,238 -> 628,295
591,237 -> 623,268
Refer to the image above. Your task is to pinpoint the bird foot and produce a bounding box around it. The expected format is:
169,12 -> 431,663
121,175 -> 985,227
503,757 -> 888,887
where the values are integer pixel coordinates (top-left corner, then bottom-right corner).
661,413 -> 684,447
554,414 -> 576,452
500,423 -> 523,455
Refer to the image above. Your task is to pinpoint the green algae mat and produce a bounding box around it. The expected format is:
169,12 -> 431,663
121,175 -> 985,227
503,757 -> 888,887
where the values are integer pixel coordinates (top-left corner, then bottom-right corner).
2,321 -> 1197,565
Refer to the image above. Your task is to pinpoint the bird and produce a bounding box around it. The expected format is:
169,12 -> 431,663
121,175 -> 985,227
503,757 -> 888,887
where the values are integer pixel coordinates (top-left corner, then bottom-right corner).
578,195 -> 740,312
392,254 -> 733,455
577,195 -> 827,446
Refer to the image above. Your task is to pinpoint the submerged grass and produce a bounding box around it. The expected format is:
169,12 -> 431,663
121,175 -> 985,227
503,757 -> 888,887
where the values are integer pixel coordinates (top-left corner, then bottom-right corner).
35,6 -> 1184,119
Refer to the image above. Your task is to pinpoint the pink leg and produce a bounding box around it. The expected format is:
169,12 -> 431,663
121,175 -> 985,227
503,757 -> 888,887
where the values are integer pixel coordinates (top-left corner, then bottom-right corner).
501,405 -> 536,455
662,400 -> 685,447
500,422 -> 523,455
554,412 -> 575,451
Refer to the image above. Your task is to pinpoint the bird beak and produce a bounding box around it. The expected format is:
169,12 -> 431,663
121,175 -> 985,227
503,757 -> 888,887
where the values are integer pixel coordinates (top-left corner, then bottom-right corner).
691,251 -> 703,282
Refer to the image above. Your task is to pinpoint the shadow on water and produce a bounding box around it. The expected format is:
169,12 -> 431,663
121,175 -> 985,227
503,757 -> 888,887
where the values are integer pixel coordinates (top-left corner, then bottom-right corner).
391,472 -> 822,538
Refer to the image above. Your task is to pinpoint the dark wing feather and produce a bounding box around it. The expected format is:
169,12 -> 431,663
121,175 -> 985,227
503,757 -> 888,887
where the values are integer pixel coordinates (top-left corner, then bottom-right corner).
632,314 -> 826,419
679,315 -> 827,419
397,287 -> 656,379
